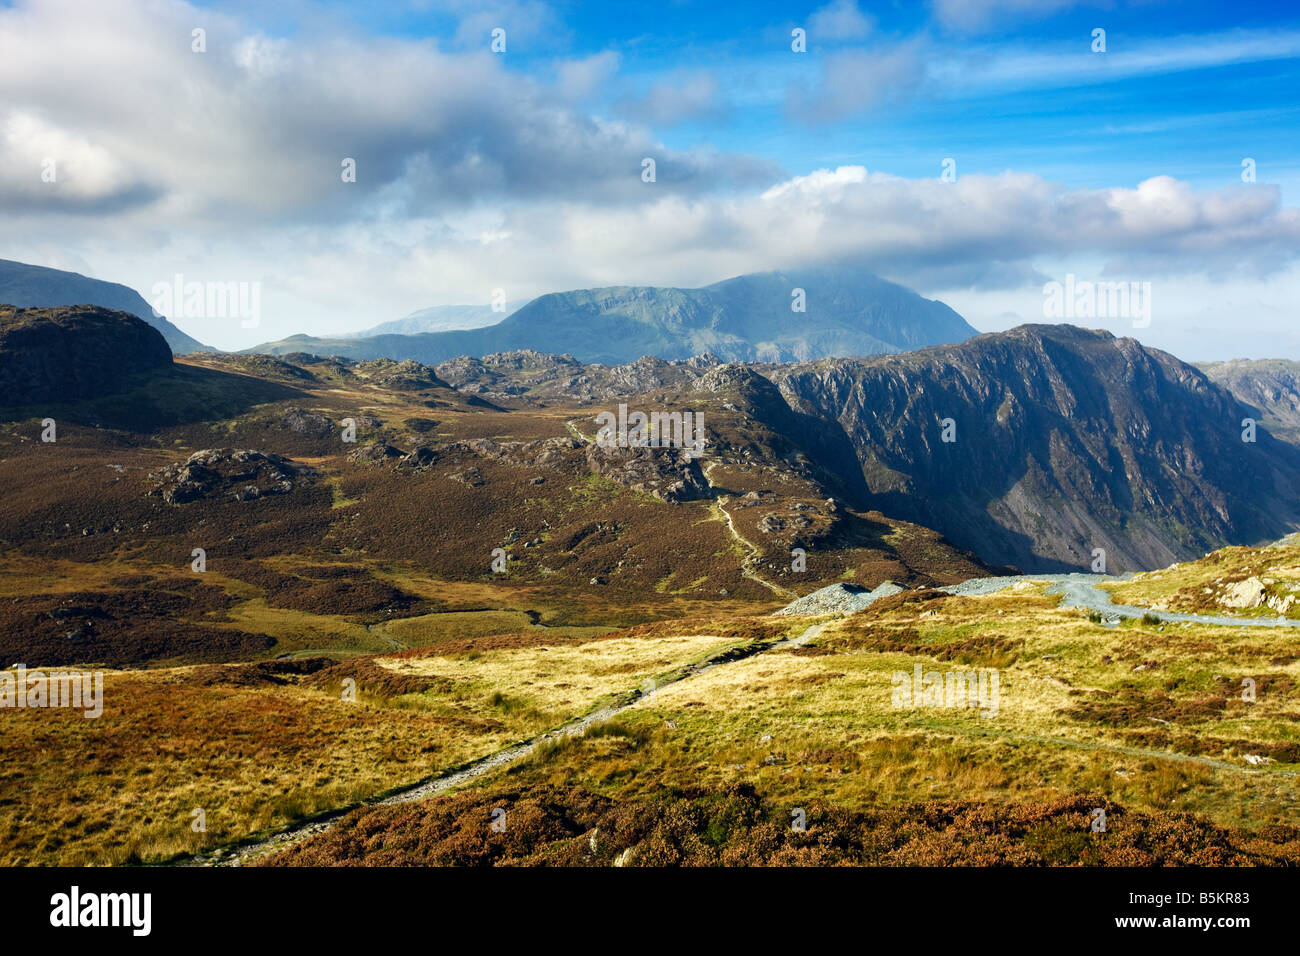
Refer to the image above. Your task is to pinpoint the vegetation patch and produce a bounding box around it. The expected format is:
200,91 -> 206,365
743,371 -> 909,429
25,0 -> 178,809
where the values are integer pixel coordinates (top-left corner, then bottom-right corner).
262,783 -> 1300,867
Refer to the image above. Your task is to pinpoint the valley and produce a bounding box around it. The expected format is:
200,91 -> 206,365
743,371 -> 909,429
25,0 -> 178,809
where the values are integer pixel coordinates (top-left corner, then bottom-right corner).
7,0 -> 1300,936
0,304 -> 1296,868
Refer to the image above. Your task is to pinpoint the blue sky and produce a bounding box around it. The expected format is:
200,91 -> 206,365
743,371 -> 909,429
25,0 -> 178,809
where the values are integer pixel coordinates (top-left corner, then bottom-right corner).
200,0 -> 1300,192
2,0 -> 1298,357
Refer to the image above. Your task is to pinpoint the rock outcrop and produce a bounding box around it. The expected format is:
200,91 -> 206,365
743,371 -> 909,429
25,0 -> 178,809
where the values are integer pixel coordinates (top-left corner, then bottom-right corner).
147,449 -> 315,504
584,443 -> 710,503
0,305 -> 173,406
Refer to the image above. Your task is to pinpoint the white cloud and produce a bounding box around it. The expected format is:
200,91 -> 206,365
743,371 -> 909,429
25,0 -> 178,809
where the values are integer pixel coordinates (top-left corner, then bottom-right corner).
931,0 -> 1093,33
808,0 -> 875,41
555,50 -> 620,101
759,164 -> 870,202
0,0 -> 774,224
445,0 -> 563,50
0,0 -> 1296,360
1,111 -> 139,206
541,168 -> 1300,289
233,33 -> 290,78
134,166 -> 1294,349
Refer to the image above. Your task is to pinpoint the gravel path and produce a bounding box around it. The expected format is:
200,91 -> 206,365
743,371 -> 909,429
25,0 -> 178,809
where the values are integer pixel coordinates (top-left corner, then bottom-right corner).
942,572 -> 1300,627
565,423 -> 794,599
701,461 -> 797,599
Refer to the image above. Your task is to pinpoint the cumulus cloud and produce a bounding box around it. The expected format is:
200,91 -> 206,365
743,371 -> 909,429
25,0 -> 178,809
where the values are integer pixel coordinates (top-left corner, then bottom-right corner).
517,168 -> 1300,293
0,110 -> 153,211
0,0 -> 1296,356
555,50 -> 620,102
224,167 -> 1298,343
808,0 -> 875,42
0,0 -> 777,225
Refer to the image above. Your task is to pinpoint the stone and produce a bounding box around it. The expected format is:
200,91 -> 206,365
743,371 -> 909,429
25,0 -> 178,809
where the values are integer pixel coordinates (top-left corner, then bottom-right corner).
1222,576 -> 1267,609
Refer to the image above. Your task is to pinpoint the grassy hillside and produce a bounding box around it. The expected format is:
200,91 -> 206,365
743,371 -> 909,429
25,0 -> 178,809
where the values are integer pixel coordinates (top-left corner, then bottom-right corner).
3,347 -> 1295,868
257,573 -> 1298,866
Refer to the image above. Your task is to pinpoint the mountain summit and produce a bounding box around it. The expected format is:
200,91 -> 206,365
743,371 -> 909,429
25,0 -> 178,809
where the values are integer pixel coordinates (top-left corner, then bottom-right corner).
249,267 -> 977,364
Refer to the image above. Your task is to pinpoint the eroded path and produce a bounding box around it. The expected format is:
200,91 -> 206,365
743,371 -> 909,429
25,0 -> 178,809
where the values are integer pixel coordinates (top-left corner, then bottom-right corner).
701,461 -> 797,600
565,420 -> 794,599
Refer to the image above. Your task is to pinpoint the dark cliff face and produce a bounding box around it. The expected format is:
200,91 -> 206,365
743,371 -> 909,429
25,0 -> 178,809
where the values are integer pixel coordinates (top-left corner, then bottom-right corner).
0,305 -> 174,406
769,325 -> 1300,572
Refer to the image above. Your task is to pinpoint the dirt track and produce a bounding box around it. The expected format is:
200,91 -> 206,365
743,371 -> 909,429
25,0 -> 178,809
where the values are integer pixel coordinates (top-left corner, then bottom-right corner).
943,572 -> 1300,627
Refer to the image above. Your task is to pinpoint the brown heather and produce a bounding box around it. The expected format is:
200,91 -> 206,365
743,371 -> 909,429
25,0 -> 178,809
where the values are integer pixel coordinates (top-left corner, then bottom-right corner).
263,783 -> 1300,867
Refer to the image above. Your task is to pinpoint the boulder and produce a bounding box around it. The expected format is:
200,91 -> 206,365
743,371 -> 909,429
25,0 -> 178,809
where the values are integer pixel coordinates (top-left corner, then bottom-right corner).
1222,576 -> 1267,609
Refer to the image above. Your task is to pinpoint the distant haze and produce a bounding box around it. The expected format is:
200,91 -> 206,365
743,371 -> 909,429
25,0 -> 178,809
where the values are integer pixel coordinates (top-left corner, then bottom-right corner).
246,267 -> 979,365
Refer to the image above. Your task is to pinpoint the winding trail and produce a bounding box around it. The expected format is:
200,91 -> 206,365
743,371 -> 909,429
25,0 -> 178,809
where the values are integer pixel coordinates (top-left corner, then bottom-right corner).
181,569 -> 1289,868
564,419 -> 592,444
176,427 -> 1298,867
701,461 -> 797,600
565,418 -> 793,599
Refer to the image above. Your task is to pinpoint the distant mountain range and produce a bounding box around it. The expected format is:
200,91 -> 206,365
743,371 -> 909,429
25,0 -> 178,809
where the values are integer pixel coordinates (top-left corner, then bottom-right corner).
1198,358 -> 1300,444
249,268 -> 979,364
0,258 -> 210,355
8,259 -> 1300,572
0,260 -> 977,366
346,302 -> 524,338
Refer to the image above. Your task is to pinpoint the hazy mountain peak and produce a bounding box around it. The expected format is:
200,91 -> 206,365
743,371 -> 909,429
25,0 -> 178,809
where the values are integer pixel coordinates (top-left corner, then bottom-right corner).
249,265 -> 978,365
349,301 -> 525,338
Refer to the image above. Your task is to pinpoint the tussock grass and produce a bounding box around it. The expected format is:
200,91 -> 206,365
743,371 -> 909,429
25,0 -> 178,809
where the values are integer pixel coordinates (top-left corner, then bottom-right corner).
484,588 -> 1300,837
0,626 -> 742,865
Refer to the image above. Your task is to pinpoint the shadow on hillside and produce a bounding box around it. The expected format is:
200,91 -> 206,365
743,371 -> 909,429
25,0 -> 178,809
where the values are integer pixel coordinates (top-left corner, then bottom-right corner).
788,409 -> 872,505
853,413 -> 1300,575
0,362 -> 309,431
784,354 -> 1300,574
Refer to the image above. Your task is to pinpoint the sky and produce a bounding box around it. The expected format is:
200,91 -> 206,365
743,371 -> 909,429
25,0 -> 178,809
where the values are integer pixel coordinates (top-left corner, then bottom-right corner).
1,0 -> 1298,358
